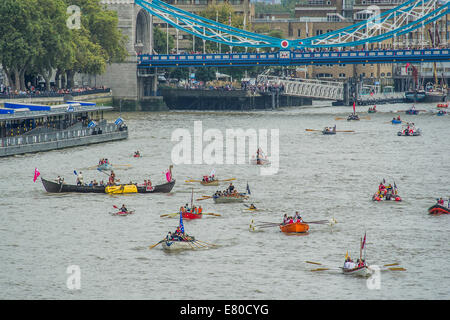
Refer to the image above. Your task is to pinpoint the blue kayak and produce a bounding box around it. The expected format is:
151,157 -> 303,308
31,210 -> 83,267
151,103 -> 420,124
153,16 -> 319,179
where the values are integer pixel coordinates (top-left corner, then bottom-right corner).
392,119 -> 402,124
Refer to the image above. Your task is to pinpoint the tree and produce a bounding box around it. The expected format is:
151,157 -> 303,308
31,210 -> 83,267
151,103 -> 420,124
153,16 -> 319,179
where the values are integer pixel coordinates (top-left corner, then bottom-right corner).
0,0 -> 42,91
153,25 -> 174,54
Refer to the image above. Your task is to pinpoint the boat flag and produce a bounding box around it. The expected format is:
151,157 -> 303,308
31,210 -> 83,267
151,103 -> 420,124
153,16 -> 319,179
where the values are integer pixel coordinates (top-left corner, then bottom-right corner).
246,182 -> 251,195
33,168 -> 40,182
179,211 -> 184,233
352,102 -> 356,114
87,120 -> 97,128
165,170 -> 172,183
210,168 -> 215,178
405,62 -> 410,73
345,251 -> 349,260
114,117 -> 123,126
361,233 -> 366,250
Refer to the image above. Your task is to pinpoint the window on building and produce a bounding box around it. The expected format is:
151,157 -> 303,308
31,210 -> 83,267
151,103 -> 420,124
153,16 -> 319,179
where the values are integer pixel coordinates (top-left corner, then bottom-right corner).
339,73 -> 346,78
298,29 -> 301,37
316,30 -> 323,36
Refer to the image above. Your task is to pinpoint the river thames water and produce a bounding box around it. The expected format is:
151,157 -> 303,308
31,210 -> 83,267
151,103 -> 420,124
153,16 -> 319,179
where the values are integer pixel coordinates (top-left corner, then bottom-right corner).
1,101 -> 449,300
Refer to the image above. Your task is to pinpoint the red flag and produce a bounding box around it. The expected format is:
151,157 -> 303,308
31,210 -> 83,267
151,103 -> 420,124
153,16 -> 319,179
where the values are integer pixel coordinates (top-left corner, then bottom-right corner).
361,233 -> 366,250
33,168 -> 40,182
353,102 -> 356,114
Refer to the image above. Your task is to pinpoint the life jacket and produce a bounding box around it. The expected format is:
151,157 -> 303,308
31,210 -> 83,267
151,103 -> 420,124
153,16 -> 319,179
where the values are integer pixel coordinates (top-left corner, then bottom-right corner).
198,207 -> 202,214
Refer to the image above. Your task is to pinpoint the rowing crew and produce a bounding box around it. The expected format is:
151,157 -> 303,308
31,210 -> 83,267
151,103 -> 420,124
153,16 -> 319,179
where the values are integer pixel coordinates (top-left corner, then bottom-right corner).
214,183 -> 238,197
99,158 -> 110,165
282,212 -> 303,225
180,204 -> 203,215
202,175 -> 215,182
324,125 -> 336,133
436,198 -> 450,208
165,227 -> 194,242
344,256 -> 366,269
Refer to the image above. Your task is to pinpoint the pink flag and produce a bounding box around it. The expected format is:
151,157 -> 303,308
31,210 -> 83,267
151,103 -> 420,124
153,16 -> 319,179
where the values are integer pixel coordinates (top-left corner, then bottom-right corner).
165,171 -> 172,183
361,233 -> 366,250
33,168 -> 40,182
353,102 -> 356,114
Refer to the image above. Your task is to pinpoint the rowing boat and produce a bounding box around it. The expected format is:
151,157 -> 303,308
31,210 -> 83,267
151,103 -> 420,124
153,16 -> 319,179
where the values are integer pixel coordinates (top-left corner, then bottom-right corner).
405,109 -> 419,115
41,177 -> 175,194
437,103 -> 448,108
279,222 -> 309,233
250,157 -> 270,165
342,264 -> 372,277
322,129 -> 336,135
347,114 -> 360,121
182,210 -> 203,219
372,193 -> 402,201
213,194 -> 247,203
111,210 -> 135,216
428,204 -> 450,215
97,163 -> 113,171
161,239 -> 197,251
200,180 -> 219,186
392,119 -> 402,124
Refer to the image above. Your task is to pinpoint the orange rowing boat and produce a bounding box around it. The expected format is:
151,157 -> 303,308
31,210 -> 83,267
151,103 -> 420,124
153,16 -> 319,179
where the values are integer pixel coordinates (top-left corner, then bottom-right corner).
279,222 -> 309,233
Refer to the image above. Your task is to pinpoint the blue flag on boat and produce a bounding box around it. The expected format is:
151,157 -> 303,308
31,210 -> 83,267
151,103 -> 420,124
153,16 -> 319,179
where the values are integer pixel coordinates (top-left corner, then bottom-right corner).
246,182 -> 251,195
87,120 -> 97,128
179,211 -> 184,233
66,105 -> 74,112
114,117 -> 123,126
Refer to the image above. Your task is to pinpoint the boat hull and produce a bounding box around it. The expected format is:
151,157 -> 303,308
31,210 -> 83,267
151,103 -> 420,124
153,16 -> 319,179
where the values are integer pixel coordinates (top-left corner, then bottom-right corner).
279,222 -> 309,233
213,195 -> 247,203
343,265 -> 371,277
97,163 -> 112,171
428,204 -> 450,215
200,180 -> 219,186
322,130 -> 336,135
105,184 -> 138,194
182,211 -> 203,219
161,240 -> 196,251
392,119 -> 402,124
41,177 -> 175,194
372,193 -> 402,201
41,178 -> 106,193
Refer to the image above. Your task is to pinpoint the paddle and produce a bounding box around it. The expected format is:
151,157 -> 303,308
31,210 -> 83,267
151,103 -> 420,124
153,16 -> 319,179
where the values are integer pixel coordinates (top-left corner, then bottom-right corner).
204,212 -> 221,216
97,168 -> 111,176
149,239 -> 165,249
196,197 -> 211,201
305,129 -> 322,132
387,267 -> 406,271
335,117 -> 346,120
335,130 -> 355,133
311,268 -> 330,272
160,212 -> 179,218
306,261 -> 323,265
221,178 -> 236,182
185,179 -> 201,183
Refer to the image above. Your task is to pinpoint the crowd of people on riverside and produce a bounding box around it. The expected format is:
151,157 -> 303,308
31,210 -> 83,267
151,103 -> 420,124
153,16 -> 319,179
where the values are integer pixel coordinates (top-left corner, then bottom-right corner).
0,84 -> 109,98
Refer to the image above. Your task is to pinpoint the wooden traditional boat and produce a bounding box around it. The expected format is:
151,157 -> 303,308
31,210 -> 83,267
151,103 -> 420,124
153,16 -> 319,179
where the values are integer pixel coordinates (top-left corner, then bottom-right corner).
161,239 -> 197,251
428,204 -> 450,215
279,222 -> 309,233
213,194 -> 247,203
41,177 -> 106,193
182,210 -> 202,219
347,114 -> 360,121
342,264 -> 371,277
97,163 -> 113,171
405,109 -> 419,115
368,107 -> 377,113
200,180 -> 219,186
41,177 -> 175,194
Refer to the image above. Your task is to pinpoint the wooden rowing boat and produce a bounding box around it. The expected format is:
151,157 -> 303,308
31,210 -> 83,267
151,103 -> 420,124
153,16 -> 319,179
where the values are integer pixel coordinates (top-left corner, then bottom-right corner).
428,204 -> 450,215
342,264 -> 371,277
279,222 -> 309,233
213,194 -> 247,203
161,239 -> 196,251
97,163 -> 113,171
182,210 -> 203,219
200,180 -> 219,186
41,177 -> 175,194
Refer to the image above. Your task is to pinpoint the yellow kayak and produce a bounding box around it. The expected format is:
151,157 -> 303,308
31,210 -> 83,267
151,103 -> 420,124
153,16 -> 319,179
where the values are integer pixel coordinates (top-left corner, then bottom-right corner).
105,184 -> 138,194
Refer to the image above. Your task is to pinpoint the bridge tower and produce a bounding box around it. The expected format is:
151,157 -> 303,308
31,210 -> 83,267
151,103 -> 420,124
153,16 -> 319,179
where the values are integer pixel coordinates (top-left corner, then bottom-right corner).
95,0 -> 164,110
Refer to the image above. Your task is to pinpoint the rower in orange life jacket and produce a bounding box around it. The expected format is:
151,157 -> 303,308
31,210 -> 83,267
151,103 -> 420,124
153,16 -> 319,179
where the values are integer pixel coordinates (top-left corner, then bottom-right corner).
198,206 -> 202,214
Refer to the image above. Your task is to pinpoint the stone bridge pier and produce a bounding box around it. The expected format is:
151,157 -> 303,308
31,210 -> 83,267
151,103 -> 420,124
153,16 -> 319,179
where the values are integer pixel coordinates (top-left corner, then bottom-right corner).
92,0 -> 167,111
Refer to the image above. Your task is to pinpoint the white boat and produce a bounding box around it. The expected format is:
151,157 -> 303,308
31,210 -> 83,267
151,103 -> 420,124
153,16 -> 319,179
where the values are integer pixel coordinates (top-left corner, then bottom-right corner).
342,264 -> 372,277
161,240 -> 196,251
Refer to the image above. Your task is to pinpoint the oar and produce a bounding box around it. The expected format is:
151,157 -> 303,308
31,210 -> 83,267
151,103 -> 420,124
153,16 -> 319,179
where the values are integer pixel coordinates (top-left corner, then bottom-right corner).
362,116 -> 371,120
194,239 -> 216,247
196,196 -> 211,201
383,263 -> 399,267
335,117 -> 346,120
160,212 -> 179,218
335,130 -> 355,133
303,220 -> 330,224
387,267 -> 406,271
185,179 -> 201,183
204,212 -> 221,216
97,168 -> 111,176
305,129 -> 322,132
149,239 -> 165,249
111,164 -> 132,167
306,261 -> 323,265
221,178 -> 236,182
311,268 -> 330,272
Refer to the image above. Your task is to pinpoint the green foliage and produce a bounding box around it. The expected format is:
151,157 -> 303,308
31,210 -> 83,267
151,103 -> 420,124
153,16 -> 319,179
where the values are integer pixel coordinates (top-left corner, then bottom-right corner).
0,0 -> 127,90
153,25 -> 174,54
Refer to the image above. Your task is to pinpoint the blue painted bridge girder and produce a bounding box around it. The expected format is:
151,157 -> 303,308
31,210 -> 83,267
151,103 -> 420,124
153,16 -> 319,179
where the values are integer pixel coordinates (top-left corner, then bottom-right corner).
137,48 -> 450,69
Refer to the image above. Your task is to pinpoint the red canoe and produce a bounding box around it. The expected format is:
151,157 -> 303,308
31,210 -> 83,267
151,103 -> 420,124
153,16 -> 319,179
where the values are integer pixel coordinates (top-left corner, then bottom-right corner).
428,204 -> 450,215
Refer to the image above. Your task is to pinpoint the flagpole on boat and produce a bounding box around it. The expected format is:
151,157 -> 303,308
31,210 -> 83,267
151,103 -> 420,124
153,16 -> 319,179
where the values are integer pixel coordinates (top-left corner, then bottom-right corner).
191,187 -> 194,209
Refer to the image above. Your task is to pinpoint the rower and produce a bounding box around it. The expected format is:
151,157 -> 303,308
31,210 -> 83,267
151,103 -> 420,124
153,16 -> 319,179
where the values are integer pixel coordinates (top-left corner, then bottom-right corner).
109,170 -> 116,185
228,183 -> 235,193
120,204 -> 128,213
294,211 -> 303,223
249,203 -> 257,210
56,176 -> 63,184
198,206 -> 203,214
76,172 -> 84,186
282,214 -> 288,225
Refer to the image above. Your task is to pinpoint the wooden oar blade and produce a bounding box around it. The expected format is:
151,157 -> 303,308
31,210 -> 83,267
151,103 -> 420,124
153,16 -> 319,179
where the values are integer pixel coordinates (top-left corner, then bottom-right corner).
383,263 -> 399,267
305,129 -> 321,132
311,268 -> 329,272
388,267 -> 406,271
221,178 -> 236,182
306,261 -> 323,265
